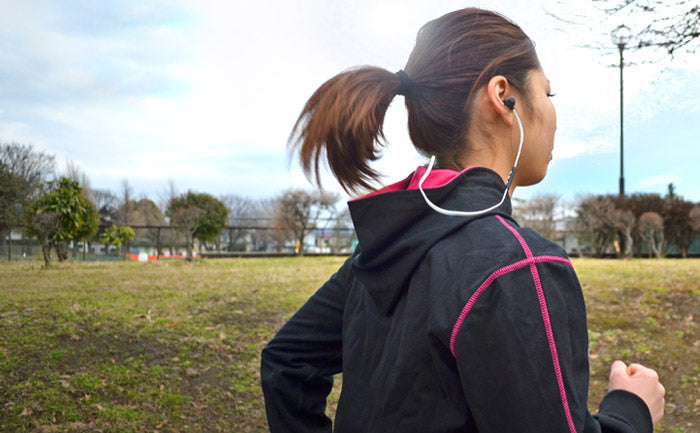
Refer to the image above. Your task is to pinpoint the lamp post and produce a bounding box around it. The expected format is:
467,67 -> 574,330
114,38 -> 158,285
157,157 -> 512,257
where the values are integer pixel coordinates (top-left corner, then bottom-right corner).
611,24 -> 632,196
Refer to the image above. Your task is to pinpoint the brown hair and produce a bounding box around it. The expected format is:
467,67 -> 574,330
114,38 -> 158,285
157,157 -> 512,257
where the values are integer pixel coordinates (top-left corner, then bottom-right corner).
289,8 -> 540,194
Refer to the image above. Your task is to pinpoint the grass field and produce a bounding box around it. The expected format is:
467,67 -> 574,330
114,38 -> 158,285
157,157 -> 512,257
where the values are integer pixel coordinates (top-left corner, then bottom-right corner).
0,257 -> 698,432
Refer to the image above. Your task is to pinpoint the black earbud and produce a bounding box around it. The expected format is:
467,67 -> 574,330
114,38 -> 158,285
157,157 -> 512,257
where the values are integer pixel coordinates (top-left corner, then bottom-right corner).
504,97 -> 516,110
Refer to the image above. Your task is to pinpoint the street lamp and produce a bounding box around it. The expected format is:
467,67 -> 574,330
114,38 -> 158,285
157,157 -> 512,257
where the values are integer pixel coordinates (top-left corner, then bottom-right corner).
611,24 -> 632,196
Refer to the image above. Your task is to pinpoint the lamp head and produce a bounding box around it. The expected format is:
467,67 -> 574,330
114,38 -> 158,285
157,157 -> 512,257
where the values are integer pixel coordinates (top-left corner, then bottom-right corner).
611,24 -> 632,48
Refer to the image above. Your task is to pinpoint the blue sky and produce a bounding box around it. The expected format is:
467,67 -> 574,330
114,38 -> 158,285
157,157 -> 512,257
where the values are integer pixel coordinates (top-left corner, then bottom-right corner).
1,0 -> 699,206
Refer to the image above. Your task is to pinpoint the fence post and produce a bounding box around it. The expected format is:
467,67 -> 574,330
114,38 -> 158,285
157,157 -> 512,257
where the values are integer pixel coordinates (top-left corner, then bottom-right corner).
156,227 -> 162,259
335,216 -> 341,254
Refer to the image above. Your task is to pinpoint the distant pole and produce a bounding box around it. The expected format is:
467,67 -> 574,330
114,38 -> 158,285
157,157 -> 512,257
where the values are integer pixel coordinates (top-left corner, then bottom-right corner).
618,44 -> 625,196
611,24 -> 631,196
156,227 -> 162,259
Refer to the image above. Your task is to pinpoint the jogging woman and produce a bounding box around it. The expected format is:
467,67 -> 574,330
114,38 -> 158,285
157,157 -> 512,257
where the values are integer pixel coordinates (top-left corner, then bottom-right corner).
261,8 -> 665,433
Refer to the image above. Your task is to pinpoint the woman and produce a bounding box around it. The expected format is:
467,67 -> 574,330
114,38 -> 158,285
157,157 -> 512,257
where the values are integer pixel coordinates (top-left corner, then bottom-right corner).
261,8 -> 665,433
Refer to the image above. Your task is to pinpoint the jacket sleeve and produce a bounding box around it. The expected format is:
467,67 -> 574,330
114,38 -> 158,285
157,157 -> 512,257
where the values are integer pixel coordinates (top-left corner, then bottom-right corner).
452,260 -> 653,433
260,258 -> 350,433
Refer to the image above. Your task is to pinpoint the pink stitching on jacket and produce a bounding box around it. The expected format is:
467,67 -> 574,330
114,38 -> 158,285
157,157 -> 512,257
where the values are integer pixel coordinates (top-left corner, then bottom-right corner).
494,215 -> 577,433
448,255 -> 571,356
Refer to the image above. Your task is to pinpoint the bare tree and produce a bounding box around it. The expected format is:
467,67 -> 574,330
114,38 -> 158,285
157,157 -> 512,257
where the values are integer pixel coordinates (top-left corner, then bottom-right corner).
661,184 -> 695,258
0,141 -> 55,198
220,194 -> 257,251
575,195 -> 619,257
92,189 -> 119,226
638,211 -> 665,258
158,180 -> 180,254
64,159 -> 92,200
613,208 -> 635,257
272,188 -> 340,255
1,168 -> 28,238
330,208 -> 356,253
690,205 -> 700,233
616,193 -> 666,256
592,0 -> 700,55
1,142 -> 55,257
254,198 -> 278,253
119,179 -> 134,226
513,193 -> 560,240
158,180 -> 178,214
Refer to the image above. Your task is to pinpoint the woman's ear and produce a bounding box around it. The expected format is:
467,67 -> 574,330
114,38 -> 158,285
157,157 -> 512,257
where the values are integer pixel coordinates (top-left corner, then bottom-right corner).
486,75 -> 515,127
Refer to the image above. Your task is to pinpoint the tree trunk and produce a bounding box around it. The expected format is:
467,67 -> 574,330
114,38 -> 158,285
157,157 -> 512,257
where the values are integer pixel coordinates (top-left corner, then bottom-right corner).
54,242 -> 68,262
42,243 -> 51,267
276,230 -> 283,253
1,229 -> 8,261
656,234 -> 666,258
186,232 -> 193,261
649,238 -> 659,258
623,228 -> 633,258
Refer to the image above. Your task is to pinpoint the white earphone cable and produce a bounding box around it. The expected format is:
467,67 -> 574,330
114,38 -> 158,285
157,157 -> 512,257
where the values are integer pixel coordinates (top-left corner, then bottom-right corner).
418,108 -> 523,217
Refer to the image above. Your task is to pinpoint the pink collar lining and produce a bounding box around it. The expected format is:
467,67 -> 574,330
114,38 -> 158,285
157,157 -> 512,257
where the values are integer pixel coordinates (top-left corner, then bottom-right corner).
354,166 -> 474,201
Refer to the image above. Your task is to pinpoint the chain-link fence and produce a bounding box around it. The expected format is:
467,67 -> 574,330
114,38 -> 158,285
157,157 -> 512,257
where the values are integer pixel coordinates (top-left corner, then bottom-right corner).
2,222 -> 696,262
0,223 -> 358,262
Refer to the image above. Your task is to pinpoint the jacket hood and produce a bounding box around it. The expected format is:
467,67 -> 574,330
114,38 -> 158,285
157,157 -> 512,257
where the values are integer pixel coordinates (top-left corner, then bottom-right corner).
348,166 -> 514,315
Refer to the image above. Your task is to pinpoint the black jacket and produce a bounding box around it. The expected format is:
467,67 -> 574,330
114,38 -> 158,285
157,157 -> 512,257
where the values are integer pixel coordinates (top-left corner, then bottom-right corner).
261,167 -> 652,433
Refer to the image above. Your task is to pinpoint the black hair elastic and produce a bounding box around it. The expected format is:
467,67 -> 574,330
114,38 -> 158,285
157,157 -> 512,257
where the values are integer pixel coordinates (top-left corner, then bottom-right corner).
396,70 -> 412,96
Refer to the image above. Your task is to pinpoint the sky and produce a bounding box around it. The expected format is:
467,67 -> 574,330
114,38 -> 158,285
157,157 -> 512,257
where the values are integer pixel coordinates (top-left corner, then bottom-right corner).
1,0 -> 699,208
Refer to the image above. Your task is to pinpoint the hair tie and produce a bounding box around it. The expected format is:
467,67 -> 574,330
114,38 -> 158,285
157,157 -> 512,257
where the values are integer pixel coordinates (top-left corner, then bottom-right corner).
396,70 -> 412,96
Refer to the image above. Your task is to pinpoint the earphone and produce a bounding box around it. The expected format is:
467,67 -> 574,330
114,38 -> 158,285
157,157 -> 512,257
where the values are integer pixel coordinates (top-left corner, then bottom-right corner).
418,97 -> 523,217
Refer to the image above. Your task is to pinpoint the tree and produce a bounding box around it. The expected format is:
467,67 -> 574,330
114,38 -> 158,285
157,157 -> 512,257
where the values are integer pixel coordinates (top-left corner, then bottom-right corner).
0,167 -> 30,235
663,184 -> 694,257
613,208 -> 635,257
512,193 -> 560,240
158,180 -> 181,255
118,179 -> 134,226
272,188 -> 339,255
592,0 -> 700,56
167,191 -> 228,260
330,207 -> 356,253
24,178 -> 99,266
170,206 -> 199,260
220,194 -> 258,251
616,193 -> 665,256
100,225 -> 135,256
638,211 -> 665,258
0,141 -> 55,198
92,189 -> 119,226
119,197 -> 166,247
575,195 -> 619,256
690,205 -> 700,233
64,159 -> 92,200
23,210 -> 59,265
0,142 -> 55,250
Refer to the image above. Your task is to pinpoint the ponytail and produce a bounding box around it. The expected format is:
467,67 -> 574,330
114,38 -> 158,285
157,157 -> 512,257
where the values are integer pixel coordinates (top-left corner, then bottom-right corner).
289,66 -> 401,195
290,9 -> 539,195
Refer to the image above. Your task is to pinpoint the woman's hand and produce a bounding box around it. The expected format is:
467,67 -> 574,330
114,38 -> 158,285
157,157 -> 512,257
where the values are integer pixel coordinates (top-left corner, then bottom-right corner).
608,360 -> 665,424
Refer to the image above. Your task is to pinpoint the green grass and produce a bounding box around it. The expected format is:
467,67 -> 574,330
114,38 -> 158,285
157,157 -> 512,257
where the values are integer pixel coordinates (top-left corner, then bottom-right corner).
0,258 -> 698,432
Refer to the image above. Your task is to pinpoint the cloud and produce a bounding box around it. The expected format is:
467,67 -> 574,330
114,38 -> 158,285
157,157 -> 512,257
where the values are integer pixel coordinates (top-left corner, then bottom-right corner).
0,1 -> 194,104
638,172 -> 683,188
1,0 -> 699,203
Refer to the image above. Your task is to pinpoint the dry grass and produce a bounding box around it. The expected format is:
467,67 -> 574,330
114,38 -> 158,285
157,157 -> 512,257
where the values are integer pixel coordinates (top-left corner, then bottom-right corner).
0,257 -> 697,432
